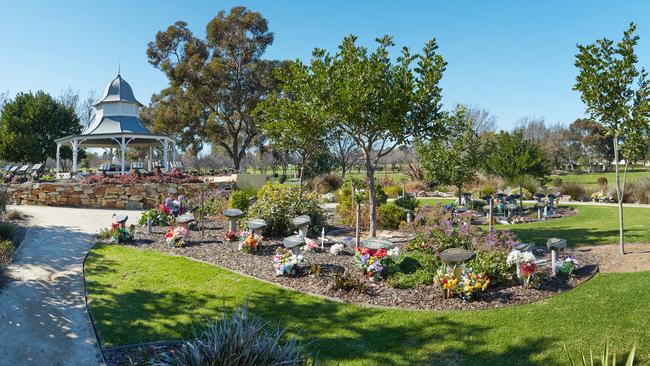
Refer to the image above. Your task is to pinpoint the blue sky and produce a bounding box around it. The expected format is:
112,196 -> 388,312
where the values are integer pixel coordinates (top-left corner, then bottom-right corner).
1,0 -> 649,130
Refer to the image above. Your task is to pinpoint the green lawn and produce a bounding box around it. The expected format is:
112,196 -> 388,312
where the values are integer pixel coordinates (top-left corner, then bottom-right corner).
86,244 -> 648,365
417,199 -> 650,246
551,169 -> 650,188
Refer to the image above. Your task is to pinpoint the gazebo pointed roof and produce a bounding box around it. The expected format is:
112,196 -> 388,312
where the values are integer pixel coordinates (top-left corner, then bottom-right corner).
94,73 -> 143,107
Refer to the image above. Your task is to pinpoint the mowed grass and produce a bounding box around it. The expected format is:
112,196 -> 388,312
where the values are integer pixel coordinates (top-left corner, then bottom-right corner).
552,169 -> 650,188
417,198 -> 650,246
86,244 -> 649,365
509,205 -> 650,246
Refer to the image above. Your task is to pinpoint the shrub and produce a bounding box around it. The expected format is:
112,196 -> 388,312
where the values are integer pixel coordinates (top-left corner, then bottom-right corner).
195,190 -> 228,217
404,179 -> 427,194
596,176 -> 608,187
0,222 -> 15,241
246,183 -> 324,236
0,240 -> 13,265
377,174 -> 394,187
560,182 -> 587,201
387,251 -> 438,289
608,184 -> 633,203
377,203 -> 406,229
81,170 -> 202,185
565,340 -> 636,366
155,303 -> 314,366
336,182 -> 387,227
331,273 -> 369,293
552,178 -> 563,187
229,190 -> 250,212
138,208 -> 172,226
278,175 -> 287,184
384,184 -> 402,198
314,173 -> 342,193
394,195 -> 420,211
628,177 -> 650,204
472,184 -> 495,198
467,249 -> 514,285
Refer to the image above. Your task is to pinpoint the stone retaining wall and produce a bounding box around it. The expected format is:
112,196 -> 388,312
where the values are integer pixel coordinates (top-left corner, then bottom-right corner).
7,182 -> 230,210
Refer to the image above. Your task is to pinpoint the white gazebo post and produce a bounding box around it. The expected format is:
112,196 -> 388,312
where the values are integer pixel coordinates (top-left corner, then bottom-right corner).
148,146 -> 153,172
162,139 -> 169,172
120,137 -> 127,174
55,143 -> 61,176
71,139 -> 79,173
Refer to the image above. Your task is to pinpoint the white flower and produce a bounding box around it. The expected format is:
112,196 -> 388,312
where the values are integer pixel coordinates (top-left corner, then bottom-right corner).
329,243 -> 344,255
506,250 -> 536,265
388,247 -> 401,260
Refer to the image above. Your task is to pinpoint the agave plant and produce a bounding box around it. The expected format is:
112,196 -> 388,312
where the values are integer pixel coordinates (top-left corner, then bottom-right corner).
565,340 -> 636,366
151,302 -> 315,366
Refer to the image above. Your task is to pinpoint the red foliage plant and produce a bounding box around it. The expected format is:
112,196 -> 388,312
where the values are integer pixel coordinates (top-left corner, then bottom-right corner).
81,170 -> 203,185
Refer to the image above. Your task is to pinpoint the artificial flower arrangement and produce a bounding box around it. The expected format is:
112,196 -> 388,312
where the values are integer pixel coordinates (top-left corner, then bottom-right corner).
433,267 -> 490,300
329,243 -> 345,255
590,190 -> 609,202
109,223 -> 132,244
223,230 -> 239,242
165,226 -> 188,247
273,248 -> 305,276
556,256 -> 580,279
302,238 -> 321,253
159,195 -> 186,218
507,249 -> 537,287
238,231 -> 263,254
354,247 -> 401,281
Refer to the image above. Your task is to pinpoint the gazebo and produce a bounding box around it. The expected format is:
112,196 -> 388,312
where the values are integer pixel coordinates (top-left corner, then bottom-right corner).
54,72 -> 176,176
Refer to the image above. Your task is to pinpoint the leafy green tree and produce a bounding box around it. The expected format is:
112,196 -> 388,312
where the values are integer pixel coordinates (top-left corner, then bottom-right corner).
486,131 -> 552,208
256,61 -> 330,192
574,23 -> 650,254
308,35 -> 447,236
146,6 -> 284,169
418,106 -> 483,204
0,91 -> 81,166
568,118 -> 614,171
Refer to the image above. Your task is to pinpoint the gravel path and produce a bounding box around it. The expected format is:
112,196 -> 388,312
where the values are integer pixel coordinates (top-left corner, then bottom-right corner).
0,205 -> 141,366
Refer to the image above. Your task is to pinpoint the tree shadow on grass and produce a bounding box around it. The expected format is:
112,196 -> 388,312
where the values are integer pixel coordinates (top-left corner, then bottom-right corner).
510,226 -> 647,246
86,247 -> 560,365
246,291 -> 558,365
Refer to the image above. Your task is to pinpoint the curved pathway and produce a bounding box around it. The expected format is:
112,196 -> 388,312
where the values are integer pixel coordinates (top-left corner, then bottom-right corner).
0,206 -> 141,366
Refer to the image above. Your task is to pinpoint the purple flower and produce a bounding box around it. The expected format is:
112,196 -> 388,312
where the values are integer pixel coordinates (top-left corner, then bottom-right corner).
165,197 -> 172,207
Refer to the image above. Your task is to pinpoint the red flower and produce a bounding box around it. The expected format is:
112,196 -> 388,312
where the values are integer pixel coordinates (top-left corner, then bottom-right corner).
521,261 -> 536,276
375,248 -> 388,258
361,248 -> 371,256
159,204 -> 171,215
165,229 -> 174,239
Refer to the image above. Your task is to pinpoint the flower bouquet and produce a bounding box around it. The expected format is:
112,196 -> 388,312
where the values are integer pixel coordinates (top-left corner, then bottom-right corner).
302,238 -> 320,253
165,226 -> 188,247
329,243 -> 345,255
434,267 -> 490,300
273,248 -> 305,276
556,256 -> 580,279
433,269 -> 459,299
159,195 -> 186,218
223,230 -> 239,242
354,247 -> 401,281
110,223 -> 131,244
507,249 -> 537,287
238,232 -> 262,254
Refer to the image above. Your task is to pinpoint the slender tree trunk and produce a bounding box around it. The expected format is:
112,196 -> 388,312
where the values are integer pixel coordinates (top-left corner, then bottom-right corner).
613,135 -> 625,255
364,153 -> 377,237
298,159 -> 305,197
457,184 -> 462,206
341,163 -> 347,179
519,180 -> 524,209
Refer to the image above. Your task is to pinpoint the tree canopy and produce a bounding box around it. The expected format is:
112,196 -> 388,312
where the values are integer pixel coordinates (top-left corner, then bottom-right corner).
0,91 -> 81,165
418,106 -> 483,202
574,22 -> 650,254
146,6 -> 285,169
302,35 -> 447,236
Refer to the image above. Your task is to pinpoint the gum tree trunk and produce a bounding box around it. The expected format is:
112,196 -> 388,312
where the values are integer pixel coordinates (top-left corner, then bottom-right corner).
364,153 -> 377,237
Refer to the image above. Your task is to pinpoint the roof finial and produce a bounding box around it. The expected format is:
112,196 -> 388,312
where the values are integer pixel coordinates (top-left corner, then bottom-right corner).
117,61 -> 121,76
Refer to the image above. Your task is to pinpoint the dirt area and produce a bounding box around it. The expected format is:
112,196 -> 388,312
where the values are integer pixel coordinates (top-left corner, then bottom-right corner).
577,243 -> 650,273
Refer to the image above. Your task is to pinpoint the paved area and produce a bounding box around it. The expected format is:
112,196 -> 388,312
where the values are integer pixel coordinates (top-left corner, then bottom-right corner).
0,206 -> 141,366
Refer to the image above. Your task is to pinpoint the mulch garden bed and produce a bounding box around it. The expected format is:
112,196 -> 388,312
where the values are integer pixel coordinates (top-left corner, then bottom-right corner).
124,216 -> 598,312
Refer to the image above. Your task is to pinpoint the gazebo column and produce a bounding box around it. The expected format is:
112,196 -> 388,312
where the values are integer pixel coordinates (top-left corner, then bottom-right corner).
55,143 -> 61,177
163,140 -> 169,173
172,144 -> 177,164
120,137 -> 127,174
148,146 -> 153,172
71,139 -> 79,174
